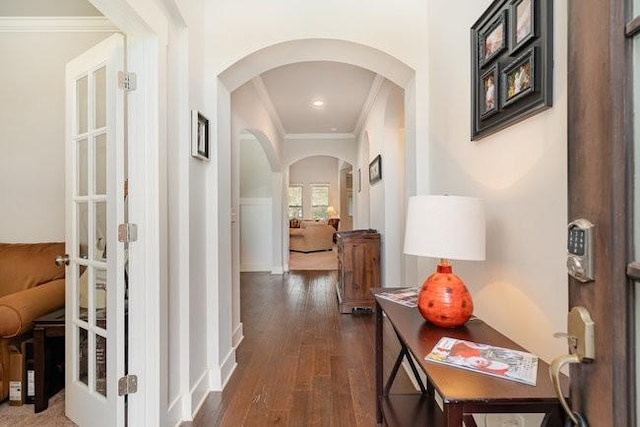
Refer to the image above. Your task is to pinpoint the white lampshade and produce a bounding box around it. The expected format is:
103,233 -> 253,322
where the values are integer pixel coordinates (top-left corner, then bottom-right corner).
404,195 -> 486,261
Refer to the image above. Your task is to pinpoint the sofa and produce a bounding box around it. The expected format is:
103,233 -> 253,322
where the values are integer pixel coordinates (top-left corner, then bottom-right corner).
289,222 -> 335,253
0,242 -> 66,401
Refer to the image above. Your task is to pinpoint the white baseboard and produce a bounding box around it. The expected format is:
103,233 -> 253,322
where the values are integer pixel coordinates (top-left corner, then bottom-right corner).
208,347 -> 238,390
189,370 -> 210,418
271,265 -> 284,274
232,323 -> 244,348
219,348 -> 237,388
167,394 -> 185,426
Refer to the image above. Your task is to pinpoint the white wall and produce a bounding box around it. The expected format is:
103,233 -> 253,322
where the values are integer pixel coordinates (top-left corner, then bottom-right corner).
240,135 -> 273,197
424,0 -> 568,363
239,135 -> 273,271
239,199 -> 272,271
0,32 -> 113,243
283,135 -> 357,167
289,156 -> 339,218
357,80 -> 406,286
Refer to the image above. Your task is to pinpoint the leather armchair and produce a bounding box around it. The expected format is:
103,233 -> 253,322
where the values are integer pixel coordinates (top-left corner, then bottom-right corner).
0,242 -> 66,401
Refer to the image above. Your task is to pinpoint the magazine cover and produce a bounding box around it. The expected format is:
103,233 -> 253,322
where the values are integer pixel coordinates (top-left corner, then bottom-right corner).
376,287 -> 420,308
425,337 -> 539,386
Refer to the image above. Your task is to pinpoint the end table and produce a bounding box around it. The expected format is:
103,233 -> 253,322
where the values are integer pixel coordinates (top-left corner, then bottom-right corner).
33,308 -> 65,413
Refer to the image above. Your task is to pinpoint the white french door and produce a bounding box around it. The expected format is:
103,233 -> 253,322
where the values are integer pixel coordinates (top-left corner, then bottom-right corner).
64,33 -> 126,427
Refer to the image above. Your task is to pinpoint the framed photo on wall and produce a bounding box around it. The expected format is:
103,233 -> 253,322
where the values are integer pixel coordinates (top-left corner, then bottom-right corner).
480,65 -> 499,118
191,110 -> 210,161
478,11 -> 507,67
369,155 -> 382,185
511,0 -> 536,54
502,47 -> 535,107
470,0 -> 552,141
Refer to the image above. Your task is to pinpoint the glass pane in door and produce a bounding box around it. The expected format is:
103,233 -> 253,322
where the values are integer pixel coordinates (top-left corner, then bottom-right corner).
94,67 -> 107,129
95,334 -> 107,397
95,134 -> 107,196
77,202 -> 89,260
76,76 -> 88,135
78,327 -> 88,387
77,139 -> 88,197
95,201 -> 107,260
95,268 -> 107,329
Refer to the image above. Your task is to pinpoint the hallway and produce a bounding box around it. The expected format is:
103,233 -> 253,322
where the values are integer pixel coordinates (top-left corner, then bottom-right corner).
186,271 -> 413,426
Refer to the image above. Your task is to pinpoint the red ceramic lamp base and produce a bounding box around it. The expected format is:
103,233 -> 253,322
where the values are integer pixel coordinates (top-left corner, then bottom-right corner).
417,262 -> 473,328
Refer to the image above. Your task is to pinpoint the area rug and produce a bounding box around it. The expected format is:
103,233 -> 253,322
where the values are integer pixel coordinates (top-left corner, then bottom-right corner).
0,390 -> 76,426
289,247 -> 338,270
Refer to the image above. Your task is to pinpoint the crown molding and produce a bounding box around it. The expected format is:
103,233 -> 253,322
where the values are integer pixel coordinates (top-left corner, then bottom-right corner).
284,133 -> 356,141
353,74 -> 385,137
251,76 -> 287,138
0,17 -> 117,32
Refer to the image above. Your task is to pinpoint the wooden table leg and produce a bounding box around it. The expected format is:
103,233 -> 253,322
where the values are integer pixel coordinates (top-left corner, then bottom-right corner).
33,326 -> 46,413
444,403 -> 464,427
542,404 -> 566,426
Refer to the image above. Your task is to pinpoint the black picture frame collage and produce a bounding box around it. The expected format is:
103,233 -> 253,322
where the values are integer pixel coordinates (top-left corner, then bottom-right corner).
471,0 -> 553,140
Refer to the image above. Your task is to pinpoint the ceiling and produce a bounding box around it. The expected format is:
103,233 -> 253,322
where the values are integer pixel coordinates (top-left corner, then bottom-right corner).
258,61 -> 380,137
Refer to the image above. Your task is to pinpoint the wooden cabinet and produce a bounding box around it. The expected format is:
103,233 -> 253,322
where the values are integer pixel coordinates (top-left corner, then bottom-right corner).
336,229 -> 381,314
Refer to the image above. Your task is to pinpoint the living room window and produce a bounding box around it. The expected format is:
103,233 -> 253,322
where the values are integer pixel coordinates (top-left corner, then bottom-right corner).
311,184 -> 330,219
288,185 -> 303,219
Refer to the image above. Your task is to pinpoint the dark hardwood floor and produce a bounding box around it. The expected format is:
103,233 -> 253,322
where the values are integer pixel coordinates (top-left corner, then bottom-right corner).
184,271 -> 415,427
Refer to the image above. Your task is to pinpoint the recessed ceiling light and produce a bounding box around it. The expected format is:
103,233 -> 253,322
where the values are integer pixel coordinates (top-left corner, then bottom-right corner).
311,99 -> 325,108
330,127 -> 337,131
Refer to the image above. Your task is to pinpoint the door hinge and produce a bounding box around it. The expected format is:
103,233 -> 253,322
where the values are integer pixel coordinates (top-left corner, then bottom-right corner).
118,71 -> 137,92
118,375 -> 138,396
118,223 -> 138,243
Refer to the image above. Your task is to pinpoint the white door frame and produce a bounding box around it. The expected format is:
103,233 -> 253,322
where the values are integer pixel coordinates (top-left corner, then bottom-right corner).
87,1 -> 165,425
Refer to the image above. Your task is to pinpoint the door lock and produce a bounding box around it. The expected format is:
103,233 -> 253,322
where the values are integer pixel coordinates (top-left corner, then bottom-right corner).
567,219 -> 595,282
551,307 -> 595,426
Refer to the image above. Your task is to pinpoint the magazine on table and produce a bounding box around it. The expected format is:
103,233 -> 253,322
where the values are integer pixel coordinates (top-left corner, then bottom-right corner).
376,287 -> 420,308
425,337 -> 539,386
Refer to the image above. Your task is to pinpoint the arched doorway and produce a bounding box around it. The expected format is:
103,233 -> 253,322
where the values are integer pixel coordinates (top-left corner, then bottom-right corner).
213,39 -> 417,386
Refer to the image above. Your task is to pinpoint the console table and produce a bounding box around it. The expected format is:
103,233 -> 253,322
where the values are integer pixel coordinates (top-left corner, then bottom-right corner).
373,290 -> 568,427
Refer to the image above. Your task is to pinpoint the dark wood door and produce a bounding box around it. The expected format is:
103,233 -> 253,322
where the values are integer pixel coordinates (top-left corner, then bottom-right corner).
568,0 -> 634,426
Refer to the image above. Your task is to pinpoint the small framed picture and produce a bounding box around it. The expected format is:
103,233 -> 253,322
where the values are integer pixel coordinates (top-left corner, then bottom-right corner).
502,48 -> 535,107
369,155 -> 382,184
480,65 -> 499,119
191,110 -> 210,161
511,0 -> 535,54
479,11 -> 507,66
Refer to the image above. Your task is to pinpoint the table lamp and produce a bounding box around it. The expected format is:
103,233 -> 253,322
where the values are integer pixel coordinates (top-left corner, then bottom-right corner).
404,195 -> 485,328
326,206 -> 338,218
